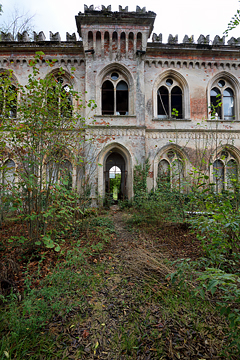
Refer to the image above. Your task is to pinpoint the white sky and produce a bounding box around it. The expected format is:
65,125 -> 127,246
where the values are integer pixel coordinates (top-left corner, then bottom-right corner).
1,0 -> 240,43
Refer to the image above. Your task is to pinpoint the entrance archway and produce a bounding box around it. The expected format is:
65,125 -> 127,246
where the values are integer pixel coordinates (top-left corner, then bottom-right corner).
104,152 -> 127,202
97,143 -> 133,201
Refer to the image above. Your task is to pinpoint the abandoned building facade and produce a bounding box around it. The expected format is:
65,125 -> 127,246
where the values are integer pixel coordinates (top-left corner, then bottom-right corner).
1,5 -> 240,200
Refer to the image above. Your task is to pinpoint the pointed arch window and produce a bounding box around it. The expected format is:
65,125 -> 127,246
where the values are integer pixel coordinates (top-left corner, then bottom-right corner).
157,78 -> 183,119
158,150 -> 184,189
0,74 -> 17,118
1,159 -> 15,191
46,158 -> 72,189
213,149 -> 238,191
102,72 -> 128,115
210,79 -> 235,120
47,76 -> 72,118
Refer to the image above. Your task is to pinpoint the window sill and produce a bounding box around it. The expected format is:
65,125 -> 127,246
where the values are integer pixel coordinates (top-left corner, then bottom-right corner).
152,118 -> 191,122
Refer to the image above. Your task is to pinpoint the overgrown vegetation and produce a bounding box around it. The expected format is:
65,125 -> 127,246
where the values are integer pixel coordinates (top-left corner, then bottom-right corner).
1,52 -> 240,358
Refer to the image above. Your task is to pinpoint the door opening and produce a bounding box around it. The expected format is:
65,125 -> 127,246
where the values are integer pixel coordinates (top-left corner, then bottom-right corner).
104,151 -> 127,203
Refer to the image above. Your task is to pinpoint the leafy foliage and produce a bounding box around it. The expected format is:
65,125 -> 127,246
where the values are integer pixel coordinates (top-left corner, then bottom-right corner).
0,53 -> 97,250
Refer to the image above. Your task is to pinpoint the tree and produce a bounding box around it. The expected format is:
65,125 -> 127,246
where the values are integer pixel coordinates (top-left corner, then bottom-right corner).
0,53 -> 97,250
1,5 -> 35,39
224,1 -> 240,36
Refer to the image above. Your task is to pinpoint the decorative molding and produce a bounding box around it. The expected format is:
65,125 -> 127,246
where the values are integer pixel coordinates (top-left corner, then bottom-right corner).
144,59 -> 239,70
145,130 -> 240,140
87,127 -> 145,137
0,57 -> 85,67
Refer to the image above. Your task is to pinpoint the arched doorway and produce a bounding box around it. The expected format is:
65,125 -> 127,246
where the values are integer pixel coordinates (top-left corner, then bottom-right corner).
104,151 -> 127,202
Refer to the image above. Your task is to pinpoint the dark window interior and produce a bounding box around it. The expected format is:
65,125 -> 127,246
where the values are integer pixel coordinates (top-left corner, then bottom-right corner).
102,80 -> 114,115
158,86 -> 169,117
171,86 -> 182,118
116,81 -> 128,115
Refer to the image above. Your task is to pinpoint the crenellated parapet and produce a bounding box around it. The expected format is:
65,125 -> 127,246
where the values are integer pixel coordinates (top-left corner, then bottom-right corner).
1,32 -> 14,41
227,37 -> 240,46
49,31 -> 61,42
17,31 -> 30,42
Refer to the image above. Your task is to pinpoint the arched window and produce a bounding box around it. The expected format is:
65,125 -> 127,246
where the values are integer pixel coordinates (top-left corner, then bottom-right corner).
212,149 -> 238,191
210,79 -> 235,120
47,76 -> 72,118
158,150 -> 184,189
157,78 -> 183,119
2,159 -> 15,188
46,158 -> 72,189
0,73 -> 17,118
102,72 -> 128,115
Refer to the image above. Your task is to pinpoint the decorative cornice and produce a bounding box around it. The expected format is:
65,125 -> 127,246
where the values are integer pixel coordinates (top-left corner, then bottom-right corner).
87,126 -> 145,136
0,57 -> 85,67
145,130 -> 240,140
144,59 -> 240,70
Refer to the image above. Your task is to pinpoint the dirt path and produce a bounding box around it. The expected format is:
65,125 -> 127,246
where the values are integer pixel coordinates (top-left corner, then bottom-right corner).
83,209 -> 145,359
75,210 -> 226,360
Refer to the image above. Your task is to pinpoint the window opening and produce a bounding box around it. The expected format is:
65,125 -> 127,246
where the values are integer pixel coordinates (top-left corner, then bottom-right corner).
171,86 -> 182,118
157,80 -> 183,119
0,83 -> 17,118
102,80 -> 114,115
213,159 -> 224,192
218,80 -> 225,87
223,88 -> 234,120
210,79 -> 235,120
46,159 -> 72,189
47,77 -> 72,118
226,159 -> 237,188
116,81 -> 128,115
158,159 -> 170,183
102,76 -> 128,115
166,78 -> 173,86
111,72 -> 119,80
2,159 -> 15,187
213,149 -> 238,191
158,150 -> 184,190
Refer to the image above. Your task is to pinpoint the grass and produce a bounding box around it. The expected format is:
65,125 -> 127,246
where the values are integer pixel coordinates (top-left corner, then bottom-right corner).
0,211 -> 239,359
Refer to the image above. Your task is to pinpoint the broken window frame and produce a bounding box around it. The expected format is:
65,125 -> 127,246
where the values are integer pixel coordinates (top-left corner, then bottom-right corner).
101,72 -> 129,116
